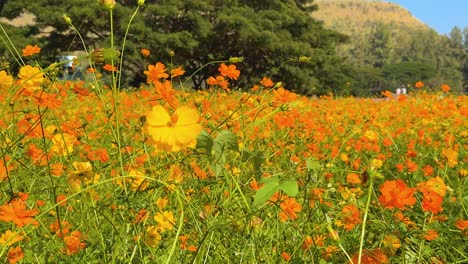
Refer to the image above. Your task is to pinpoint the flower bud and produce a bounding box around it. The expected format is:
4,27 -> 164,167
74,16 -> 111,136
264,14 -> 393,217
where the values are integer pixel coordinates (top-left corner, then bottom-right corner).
101,0 -> 115,9
63,14 -> 72,25
298,56 -> 311,63
228,57 -> 244,63
138,0 -> 145,6
141,48 -> 150,57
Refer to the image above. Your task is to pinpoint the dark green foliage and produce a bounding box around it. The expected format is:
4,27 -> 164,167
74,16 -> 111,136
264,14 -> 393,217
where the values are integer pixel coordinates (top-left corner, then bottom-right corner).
383,62 -> 436,87
0,0 -> 348,94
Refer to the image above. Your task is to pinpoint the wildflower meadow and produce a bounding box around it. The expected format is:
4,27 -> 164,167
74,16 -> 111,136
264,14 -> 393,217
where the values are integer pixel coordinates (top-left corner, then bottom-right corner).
0,1 -> 467,264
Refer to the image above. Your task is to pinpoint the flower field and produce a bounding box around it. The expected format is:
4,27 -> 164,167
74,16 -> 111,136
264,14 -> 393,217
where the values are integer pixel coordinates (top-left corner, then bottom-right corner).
0,55 -> 466,263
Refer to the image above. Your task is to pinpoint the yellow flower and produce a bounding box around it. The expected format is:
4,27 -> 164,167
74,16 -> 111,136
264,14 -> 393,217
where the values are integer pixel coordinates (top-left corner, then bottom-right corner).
18,65 -> 44,90
364,130 -> 378,142
441,148 -> 458,167
154,211 -> 175,232
51,133 -> 76,157
382,234 -> 401,256
126,169 -> 149,191
145,226 -> 162,247
68,161 -> 100,191
0,70 -> 14,90
0,230 -> 23,246
371,158 -> 383,170
145,104 -> 202,152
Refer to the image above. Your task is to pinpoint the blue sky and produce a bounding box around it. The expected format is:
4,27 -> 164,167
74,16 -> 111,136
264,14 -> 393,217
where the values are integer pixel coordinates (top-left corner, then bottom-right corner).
387,0 -> 467,35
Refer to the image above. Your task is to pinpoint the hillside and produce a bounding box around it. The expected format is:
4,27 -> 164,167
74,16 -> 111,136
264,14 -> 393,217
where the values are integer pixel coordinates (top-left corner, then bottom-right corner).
311,0 -> 438,67
313,0 -> 430,34
310,0 -> 465,94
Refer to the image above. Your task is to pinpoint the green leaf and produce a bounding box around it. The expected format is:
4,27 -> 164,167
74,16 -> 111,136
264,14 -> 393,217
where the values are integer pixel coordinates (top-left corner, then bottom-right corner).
253,177 -> 280,207
259,175 -> 279,184
279,180 -> 298,196
306,158 -> 321,171
214,130 -> 239,151
196,130 -> 213,154
213,130 -> 239,161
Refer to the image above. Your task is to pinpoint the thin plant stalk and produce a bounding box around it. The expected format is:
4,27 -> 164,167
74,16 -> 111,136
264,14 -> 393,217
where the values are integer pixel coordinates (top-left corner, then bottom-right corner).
357,171 -> 374,264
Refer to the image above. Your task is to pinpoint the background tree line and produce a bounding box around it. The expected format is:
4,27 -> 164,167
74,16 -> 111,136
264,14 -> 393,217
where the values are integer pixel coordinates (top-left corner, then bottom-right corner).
0,0 -> 466,95
314,0 -> 468,95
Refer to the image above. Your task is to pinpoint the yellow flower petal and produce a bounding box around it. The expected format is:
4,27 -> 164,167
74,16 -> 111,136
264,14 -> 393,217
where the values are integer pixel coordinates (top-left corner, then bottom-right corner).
146,105 -> 170,127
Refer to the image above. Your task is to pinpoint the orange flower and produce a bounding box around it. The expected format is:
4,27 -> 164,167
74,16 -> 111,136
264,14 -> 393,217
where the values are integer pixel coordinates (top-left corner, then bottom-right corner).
50,220 -> 71,238
56,194 -> 67,207
394,211 -> 416,227
133,209 -> 149,224
64,230 -> 86,255
418,177 -> 449,197
273,87 -> 297,104
441,84 -> 450,92
279,197 -> 302,222
260,77 -> 274,87
341,204 -> 362,230
154,80 -> 178,108
424,229 -> 439,241
0,199 -> 39,228
144,62 -> 169,84
421,191 -> 444,214
7,246 -> 24,264
381,90 -> 393,98
170,66 -> 185,78
378,179 -> 416,210
141,48 -> 150,57
1,156 -> 15,181
250,178 -> 264,191
33,92 -> 62,109
22,44 -> 41,57
218,63 -> 240,80
145,104 -> 202,152
414,81 -> 424,89
207,75 -> 229,90
301,235 -> 325,249
103,64 -> 117,72
422,165 -> 434,177
347,173 -> 362,185
281,252 -> 291,261
406,159 -> 418,173
349,248 -> 389,264
309,188 -> 326,208
455,219 -> 468,231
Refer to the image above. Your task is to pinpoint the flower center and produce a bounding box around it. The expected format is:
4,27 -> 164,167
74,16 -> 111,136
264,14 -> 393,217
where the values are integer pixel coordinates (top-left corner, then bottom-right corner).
167,114 -> 178,127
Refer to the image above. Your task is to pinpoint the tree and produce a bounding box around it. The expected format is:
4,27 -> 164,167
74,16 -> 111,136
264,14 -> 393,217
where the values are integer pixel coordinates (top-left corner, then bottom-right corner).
383,61 -> 436,88
0,0 -> 348,94
367,22 -> 393,68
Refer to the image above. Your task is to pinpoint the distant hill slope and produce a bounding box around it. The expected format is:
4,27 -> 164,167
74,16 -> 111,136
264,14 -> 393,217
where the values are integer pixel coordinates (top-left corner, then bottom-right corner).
313,0 -> 430,35
310,0 -> 442,70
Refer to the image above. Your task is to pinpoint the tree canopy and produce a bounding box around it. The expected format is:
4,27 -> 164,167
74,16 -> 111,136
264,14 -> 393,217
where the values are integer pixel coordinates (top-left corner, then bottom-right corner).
0,0 -> 348,94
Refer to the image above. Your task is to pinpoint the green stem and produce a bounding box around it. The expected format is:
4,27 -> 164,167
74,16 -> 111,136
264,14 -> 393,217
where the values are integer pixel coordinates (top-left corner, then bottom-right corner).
0,23 -> 25,67
358,171 -> 374,264
117,6 -> 141,91
108,8 -> 126,191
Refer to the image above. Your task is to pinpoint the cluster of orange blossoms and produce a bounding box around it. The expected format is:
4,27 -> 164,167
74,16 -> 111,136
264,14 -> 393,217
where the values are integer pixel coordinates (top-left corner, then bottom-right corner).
0,44 -> 466,263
